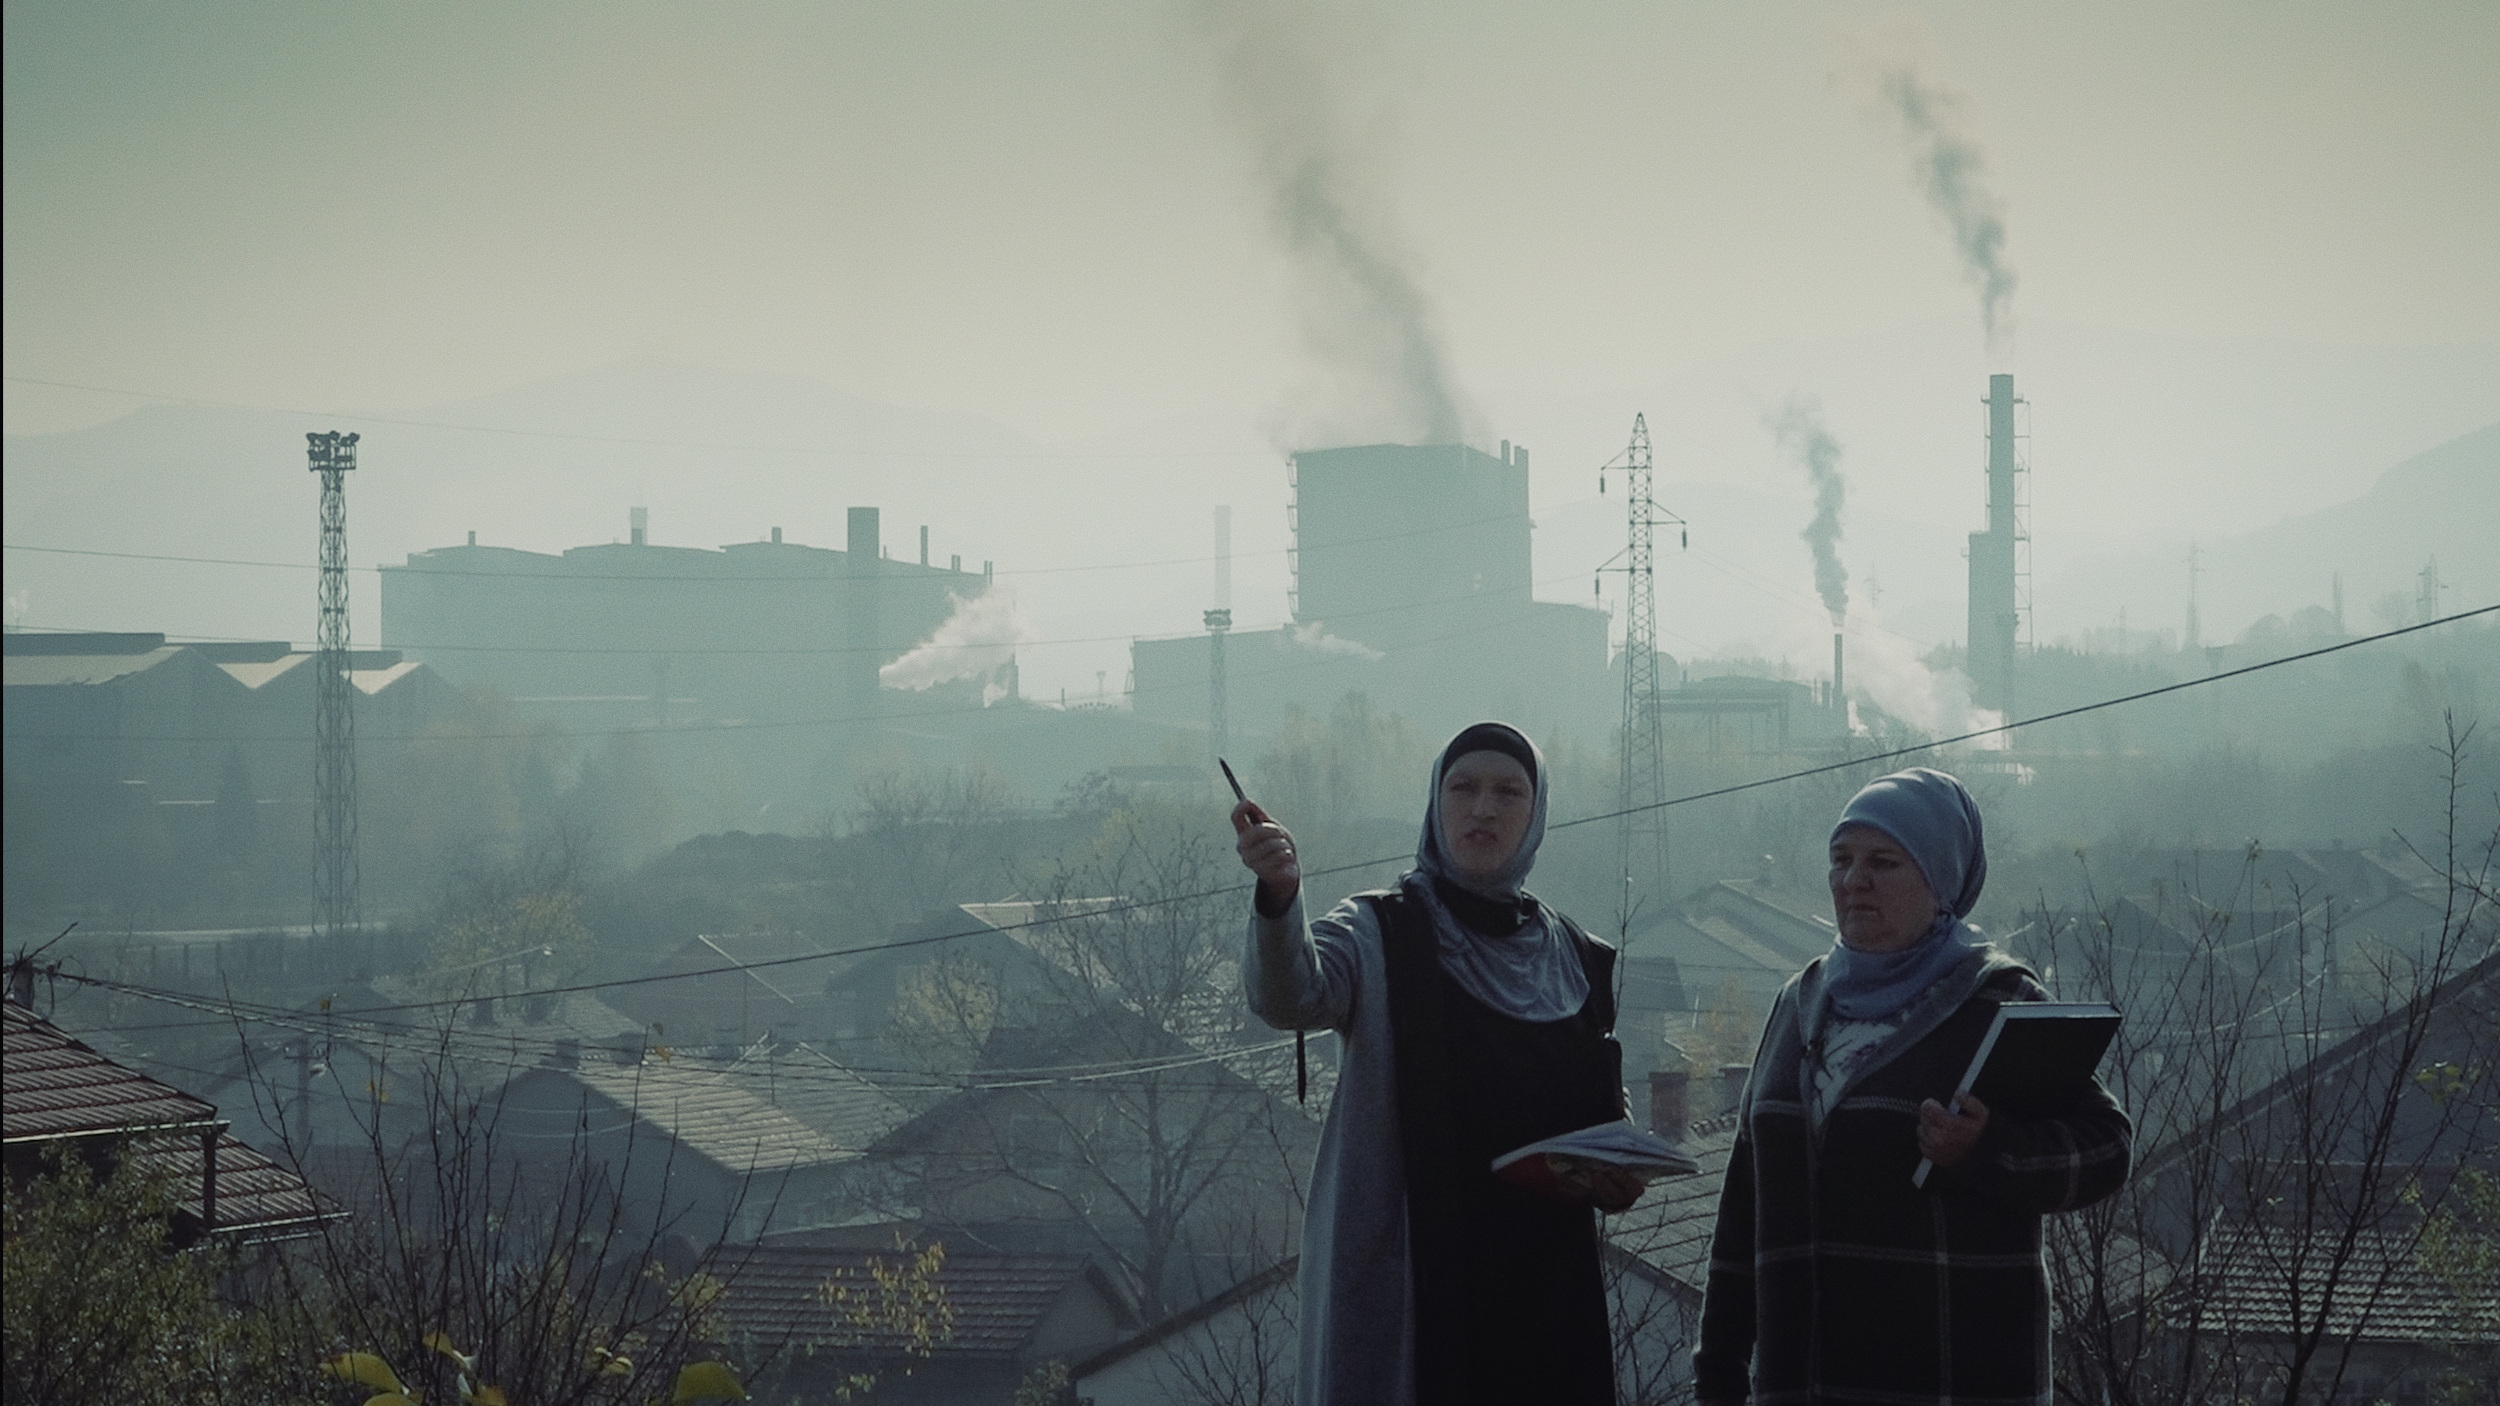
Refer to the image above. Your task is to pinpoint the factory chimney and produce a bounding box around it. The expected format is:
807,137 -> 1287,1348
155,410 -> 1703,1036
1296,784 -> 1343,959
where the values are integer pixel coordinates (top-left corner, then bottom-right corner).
1832,632 -> 1846,723
1965,374 -> 2024,715
630,506 -> 649,547
847,507 -> 881,709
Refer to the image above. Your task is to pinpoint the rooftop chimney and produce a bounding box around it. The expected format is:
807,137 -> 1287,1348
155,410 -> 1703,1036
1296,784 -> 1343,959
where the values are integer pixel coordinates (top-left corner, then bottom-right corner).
1719,1063 -> 1752,1118
1648,1068 -> 1691,1139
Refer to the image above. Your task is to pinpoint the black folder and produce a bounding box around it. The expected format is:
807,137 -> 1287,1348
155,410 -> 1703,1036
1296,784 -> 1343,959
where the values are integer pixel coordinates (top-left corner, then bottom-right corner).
1913,1001 -> 2121,1188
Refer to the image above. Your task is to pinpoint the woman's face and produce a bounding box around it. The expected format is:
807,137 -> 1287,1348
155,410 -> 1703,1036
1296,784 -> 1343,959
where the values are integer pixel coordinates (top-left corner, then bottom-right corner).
1438,750 -> 1535,884
1828,823 -> 1942,954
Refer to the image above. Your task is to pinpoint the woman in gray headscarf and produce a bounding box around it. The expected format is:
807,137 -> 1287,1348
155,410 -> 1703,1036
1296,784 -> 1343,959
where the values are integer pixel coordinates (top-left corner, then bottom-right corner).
1234,721 -> 1638,1406
1693,766 -> 2133,1405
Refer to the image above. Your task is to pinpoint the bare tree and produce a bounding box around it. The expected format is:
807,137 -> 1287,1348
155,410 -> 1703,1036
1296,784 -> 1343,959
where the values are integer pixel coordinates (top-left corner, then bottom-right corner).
892,801 -> 1316,1319
2040,719 -> 2500,1404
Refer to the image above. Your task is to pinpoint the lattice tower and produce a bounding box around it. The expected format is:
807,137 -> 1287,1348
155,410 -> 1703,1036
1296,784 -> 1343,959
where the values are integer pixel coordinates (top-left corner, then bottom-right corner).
1603,414 -> 1673,904
308,432 -> 360,945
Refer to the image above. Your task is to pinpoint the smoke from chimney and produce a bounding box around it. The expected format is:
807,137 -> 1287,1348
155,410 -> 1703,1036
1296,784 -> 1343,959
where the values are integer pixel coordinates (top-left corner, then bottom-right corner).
1844,31 -> 2019,354
1768,395 -> 1850,626
881,586 -> 1033,692
1203,0 -> 1469,445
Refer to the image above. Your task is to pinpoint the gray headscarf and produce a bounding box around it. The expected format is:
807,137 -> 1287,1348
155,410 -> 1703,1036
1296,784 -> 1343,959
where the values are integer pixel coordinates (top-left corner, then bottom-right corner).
1822,766 -> 1988,1019
1404,721 -> 1590,1022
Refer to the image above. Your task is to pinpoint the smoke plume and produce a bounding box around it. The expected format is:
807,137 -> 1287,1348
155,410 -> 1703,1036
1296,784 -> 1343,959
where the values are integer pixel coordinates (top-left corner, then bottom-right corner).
1286,620 -> 1383,660
1838,603 -> 2004,745
1768,396 -> 1849,625
880,587 -> 1033,691
1203,0 -> 1469,444
1846,35 -> 2019,353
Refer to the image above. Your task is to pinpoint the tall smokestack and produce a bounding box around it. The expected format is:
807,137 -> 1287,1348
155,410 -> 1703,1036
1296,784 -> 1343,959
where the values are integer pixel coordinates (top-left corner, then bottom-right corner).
847,506 -> 881,709
1833,632 -> 1846,720
1965,373 -> 2021,714
629,506 -> 648,547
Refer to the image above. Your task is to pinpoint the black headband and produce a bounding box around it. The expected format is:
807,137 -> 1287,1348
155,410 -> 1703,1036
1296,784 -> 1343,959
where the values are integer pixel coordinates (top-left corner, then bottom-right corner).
1438,722 -> 1537,785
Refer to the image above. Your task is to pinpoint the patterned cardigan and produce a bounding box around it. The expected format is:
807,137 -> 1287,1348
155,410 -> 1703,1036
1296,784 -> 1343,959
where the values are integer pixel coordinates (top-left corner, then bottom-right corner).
1693,947 -> 2132,1405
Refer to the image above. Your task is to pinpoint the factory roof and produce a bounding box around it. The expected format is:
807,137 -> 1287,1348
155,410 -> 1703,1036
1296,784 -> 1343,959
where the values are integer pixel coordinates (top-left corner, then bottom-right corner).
2,644 -> 187,689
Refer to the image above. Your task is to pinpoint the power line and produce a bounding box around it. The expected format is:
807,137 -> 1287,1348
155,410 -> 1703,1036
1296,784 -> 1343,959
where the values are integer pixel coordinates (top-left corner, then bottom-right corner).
1551,602 -> 2496,831
33,603 -> 2492,1024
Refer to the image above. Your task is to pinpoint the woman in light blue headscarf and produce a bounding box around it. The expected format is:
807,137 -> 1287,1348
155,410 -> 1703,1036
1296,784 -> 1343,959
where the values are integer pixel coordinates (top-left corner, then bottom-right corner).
1233,721 -> 1636,1406
1693,766 -> 2133,1405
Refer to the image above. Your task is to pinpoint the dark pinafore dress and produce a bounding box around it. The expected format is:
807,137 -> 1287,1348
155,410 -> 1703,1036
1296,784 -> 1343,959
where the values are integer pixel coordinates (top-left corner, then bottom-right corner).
1373,879 -> 1625,1406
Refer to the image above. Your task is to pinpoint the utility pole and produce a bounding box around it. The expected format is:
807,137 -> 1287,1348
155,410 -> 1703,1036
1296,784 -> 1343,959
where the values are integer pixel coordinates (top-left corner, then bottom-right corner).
1597,415 -> 1683,908
308,432 -> 360,952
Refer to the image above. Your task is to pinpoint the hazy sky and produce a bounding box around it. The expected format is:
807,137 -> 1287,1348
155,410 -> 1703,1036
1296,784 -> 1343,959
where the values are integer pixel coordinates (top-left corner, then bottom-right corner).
7,0 -> 2496,441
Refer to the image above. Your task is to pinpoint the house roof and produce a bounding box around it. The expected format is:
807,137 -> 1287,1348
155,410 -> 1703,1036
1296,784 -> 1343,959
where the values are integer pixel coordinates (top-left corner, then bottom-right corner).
714,1244 -> 1130,1358
4,997 -> 219,1140
2188,1222 -> 2499,1345
121,1127 -> 337,1242
1067,1257 -> 1296,1378
3,999 -> 334,1239
717,1042 -> 911,1155
1597,1112 -> 1746,1293
561,1056 -> 858,1176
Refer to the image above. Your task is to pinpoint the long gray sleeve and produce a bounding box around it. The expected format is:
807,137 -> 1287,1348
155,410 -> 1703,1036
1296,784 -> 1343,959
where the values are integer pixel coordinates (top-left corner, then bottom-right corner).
1244,893 -> 1362,1033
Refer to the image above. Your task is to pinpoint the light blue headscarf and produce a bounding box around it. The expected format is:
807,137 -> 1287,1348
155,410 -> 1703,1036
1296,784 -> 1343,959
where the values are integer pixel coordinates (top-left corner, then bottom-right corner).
1404,721 -> 1589,1022
1823,766 -> 1988,1019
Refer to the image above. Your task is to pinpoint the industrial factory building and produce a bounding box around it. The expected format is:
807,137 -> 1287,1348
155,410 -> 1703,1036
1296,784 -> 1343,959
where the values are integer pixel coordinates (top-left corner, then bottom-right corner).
1130,442 -> 1617,745
378,507 -> 991,732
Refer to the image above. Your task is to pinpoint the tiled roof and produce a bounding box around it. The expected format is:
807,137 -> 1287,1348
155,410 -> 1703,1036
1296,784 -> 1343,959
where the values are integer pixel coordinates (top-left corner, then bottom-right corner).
4,998 -> 218,1140
720,1043 -> 911,1155
714,1245 -> 1122,1358
122,1128 -> 337,1241
565,1057 -> 856,1175
1599,1113 -> 1745,1292
2186,1222 -> 2499,1345
4,999 -> 334,1239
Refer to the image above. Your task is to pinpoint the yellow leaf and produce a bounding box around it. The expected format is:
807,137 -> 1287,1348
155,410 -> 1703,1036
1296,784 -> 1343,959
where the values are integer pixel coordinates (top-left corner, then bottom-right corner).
672,1360 -> 747,1402
324,1353 -> 408,1394
365,1396 -> 420,1406
424,1331 -> 477,1371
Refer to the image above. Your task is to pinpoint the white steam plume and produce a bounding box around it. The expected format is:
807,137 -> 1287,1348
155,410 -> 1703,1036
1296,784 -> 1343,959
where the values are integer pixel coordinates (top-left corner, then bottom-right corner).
1286,620 -> 1383,660
1768,396 -> 1849,626
880,587 -> 1033,691
1844,31 -> 2019,353
1839,601 -> 2006,747
1203,0 -> 1469,444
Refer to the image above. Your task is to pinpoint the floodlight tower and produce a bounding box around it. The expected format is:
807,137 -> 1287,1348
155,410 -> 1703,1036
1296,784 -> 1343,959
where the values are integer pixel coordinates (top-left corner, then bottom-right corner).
308,432 -> 361,946
1204,609 -> 1232,757
1597,414 -> 1684,905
